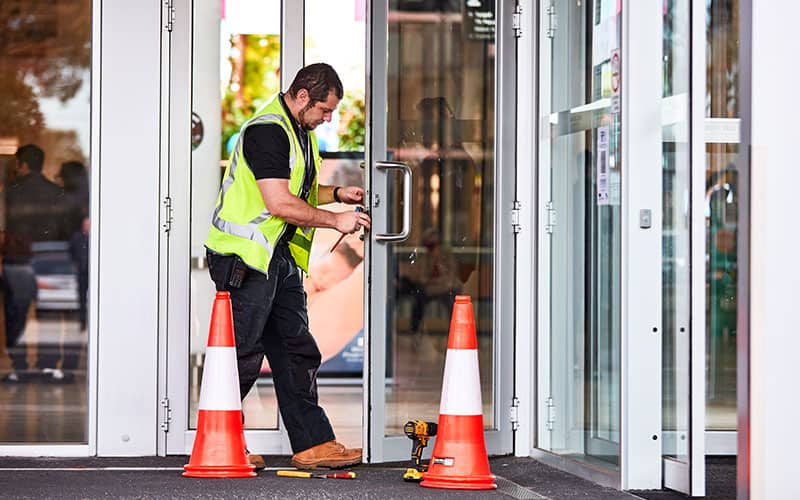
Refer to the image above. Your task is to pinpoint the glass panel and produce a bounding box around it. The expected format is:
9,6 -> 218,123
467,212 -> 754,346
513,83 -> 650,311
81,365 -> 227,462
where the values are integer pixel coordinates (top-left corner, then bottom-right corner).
304,0 -> 367,448
384,0 -> 496,435
189,1 -> 282,430
662,0 -> 691,462
0,1 -> 92,443
543,0 -> 621,468
305,0 -> 366,155
706,0 -> 738,432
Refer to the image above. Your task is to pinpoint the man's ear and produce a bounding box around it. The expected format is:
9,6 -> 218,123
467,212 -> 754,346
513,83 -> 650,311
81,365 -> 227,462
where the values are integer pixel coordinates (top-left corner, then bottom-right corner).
295,88 -> 310,106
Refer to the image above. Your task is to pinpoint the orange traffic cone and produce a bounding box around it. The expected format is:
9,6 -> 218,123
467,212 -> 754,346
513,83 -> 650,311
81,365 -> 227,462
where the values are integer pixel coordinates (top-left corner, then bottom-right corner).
421,295 -> 496,490
183,291 -> 256,478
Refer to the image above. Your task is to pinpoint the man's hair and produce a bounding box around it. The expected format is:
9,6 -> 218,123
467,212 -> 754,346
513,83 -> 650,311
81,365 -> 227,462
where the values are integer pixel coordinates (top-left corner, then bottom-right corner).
288,63 -> 344,104
15,144 -> 45,172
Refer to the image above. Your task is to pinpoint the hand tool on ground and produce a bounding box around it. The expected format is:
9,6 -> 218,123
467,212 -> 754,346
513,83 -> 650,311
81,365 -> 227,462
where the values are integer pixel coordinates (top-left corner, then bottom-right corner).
330,206 -> 366,252
402,419 -> 438,482
276,470 -> 357,479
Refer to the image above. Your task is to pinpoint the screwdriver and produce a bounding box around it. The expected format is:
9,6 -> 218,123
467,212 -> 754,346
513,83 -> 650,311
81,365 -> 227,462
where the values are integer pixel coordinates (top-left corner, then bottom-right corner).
330,206 -> 365,253
276,470 -> 356,479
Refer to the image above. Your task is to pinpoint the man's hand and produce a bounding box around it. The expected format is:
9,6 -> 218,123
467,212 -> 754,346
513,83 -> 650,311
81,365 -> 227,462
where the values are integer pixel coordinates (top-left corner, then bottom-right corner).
334,209 -> 371,234
337,186 -> 364,205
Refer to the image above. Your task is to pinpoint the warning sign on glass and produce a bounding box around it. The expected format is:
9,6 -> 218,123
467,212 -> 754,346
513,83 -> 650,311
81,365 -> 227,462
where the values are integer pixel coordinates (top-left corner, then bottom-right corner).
610,49 -> 621,114
597,126 -> 611,205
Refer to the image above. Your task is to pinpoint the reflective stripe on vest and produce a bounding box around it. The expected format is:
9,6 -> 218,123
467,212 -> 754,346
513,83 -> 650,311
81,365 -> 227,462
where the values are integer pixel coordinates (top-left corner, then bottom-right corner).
209,113 -> 293,251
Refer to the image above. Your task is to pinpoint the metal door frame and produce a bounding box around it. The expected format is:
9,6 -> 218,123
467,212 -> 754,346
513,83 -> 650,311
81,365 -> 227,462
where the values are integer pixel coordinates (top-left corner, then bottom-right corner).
164,0 -> 303,456
531,0 -> 671,491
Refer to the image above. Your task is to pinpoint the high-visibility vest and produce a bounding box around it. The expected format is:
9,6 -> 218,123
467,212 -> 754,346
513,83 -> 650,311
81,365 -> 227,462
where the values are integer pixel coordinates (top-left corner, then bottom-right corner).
205,94 -> 319,275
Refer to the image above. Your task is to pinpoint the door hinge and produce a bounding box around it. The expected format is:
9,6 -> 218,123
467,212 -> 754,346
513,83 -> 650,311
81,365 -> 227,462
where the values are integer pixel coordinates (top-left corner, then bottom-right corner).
160,397 -> 172,432
163,0 -> 176,32
162,196 -> 174,234
545,201 -> 557,234
545,396 -> 556,431
511,201 -> 522,234
509,397 -> 520,430
512,4 -> 523,38
546,3 -> 558,39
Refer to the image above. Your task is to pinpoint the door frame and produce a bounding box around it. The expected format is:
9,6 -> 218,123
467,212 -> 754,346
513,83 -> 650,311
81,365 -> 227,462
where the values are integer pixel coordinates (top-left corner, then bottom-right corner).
531,0 -> 669,491
164,0 -> 516,460
514,0 -> 537,459
363,0 -> 517,463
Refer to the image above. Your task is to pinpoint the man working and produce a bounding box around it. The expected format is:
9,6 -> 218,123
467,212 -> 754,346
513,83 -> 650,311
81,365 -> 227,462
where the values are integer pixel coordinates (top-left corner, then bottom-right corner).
205,63 -> 369,470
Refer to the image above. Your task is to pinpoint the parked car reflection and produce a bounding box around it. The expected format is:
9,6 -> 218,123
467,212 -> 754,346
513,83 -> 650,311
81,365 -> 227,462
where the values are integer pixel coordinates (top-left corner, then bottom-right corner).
31,241 -> 79,311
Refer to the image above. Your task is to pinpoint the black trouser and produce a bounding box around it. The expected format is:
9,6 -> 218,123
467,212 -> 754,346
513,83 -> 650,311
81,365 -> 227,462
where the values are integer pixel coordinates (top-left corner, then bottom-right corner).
2,263 -> 39,372
207,244 -> 335,453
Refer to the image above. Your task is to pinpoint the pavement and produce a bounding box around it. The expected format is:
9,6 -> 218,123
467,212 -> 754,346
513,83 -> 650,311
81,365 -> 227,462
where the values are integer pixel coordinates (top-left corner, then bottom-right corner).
0,455 -> 644,500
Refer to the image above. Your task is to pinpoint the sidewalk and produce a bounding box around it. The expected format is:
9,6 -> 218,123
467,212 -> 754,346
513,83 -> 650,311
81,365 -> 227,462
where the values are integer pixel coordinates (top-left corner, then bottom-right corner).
0,456 -> 641,500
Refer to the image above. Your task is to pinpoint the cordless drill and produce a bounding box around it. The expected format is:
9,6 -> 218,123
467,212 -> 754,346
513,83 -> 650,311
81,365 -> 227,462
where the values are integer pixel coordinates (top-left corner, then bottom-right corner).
402,420 -> 438,482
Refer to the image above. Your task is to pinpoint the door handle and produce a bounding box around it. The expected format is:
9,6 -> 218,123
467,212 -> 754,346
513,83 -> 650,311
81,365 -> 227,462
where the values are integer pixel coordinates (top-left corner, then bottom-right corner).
374,161 -> 412,242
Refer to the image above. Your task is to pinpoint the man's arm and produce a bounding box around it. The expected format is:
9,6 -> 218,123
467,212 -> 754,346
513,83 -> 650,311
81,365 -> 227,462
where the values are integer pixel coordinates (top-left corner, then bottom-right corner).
258,179 -> 370,233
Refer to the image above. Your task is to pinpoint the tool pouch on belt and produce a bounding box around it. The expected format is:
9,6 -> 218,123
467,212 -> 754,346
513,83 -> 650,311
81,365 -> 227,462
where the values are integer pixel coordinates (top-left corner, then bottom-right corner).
208,252 -> 248,290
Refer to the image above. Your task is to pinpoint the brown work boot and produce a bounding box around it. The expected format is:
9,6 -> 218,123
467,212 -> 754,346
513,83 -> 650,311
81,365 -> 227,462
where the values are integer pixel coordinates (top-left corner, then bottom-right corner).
291,441 -> 362,470
247,450 -> 266,471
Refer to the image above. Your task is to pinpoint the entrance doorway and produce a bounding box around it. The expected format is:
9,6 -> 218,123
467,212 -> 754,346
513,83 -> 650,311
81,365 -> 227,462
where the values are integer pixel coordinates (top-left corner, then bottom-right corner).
164,0 -> 514,461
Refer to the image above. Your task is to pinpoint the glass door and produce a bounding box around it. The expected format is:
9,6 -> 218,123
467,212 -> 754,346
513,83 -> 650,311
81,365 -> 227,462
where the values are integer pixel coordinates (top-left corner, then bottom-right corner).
364,0 -> 513,462
537,0 -> 622,472
166,0 -> 289,455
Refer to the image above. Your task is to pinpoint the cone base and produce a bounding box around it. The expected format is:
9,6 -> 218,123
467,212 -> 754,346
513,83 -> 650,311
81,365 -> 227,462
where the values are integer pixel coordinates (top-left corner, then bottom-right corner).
421,473 -> 497,490
184,410 -> 255,479
182,464 -> 257,478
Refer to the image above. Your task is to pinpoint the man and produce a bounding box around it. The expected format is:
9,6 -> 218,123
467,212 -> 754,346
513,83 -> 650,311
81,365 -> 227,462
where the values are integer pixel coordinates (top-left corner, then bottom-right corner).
2,144 -> 65,382
205,63 -> 370,470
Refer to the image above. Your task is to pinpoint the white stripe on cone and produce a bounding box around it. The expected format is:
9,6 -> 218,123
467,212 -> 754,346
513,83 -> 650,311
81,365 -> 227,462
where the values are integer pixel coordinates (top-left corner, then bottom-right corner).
439,349 -> 482,415
198,346 -> 242,411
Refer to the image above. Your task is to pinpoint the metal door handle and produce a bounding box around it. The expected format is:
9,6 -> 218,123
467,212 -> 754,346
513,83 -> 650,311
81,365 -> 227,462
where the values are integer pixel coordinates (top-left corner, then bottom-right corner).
374,161 -> 412,242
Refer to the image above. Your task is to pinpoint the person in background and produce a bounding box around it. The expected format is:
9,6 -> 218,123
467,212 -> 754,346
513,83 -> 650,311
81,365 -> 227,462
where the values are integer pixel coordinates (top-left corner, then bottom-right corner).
1,144 -> 65,383
59,160 -> 89,237
69,217 -> 89,333
205,63 -> 369,470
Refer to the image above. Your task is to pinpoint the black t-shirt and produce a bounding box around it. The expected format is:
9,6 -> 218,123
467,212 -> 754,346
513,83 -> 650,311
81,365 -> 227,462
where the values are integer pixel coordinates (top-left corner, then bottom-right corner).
242,94 -> 313,189
243,123 -> 292,180
243,94 -> 315,240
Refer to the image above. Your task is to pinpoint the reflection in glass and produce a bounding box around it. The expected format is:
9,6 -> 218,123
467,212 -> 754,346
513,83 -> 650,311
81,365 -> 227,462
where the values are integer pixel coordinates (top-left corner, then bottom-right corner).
305,0 -> 366,154
384,1 -> 496,435
303,0 -> 368,448
662,0 -> 691,462
706,0 -> 738,431
542,0 -> 621,468
0,1 -> 92,443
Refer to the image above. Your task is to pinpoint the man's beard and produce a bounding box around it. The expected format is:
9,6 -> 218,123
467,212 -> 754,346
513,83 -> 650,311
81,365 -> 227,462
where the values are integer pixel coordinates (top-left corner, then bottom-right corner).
298,103 -> 317,130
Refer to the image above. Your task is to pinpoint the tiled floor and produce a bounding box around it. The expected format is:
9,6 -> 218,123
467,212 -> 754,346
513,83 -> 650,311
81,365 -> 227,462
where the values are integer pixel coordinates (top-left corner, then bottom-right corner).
0,314 -> 88,443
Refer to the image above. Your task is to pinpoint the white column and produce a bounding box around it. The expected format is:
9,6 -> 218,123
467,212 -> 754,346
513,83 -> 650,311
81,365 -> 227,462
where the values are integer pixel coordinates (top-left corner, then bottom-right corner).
96,2 -> 162,455
621,0 -> 662,490
746,2 -> 800,498
281,0 -> 304,89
